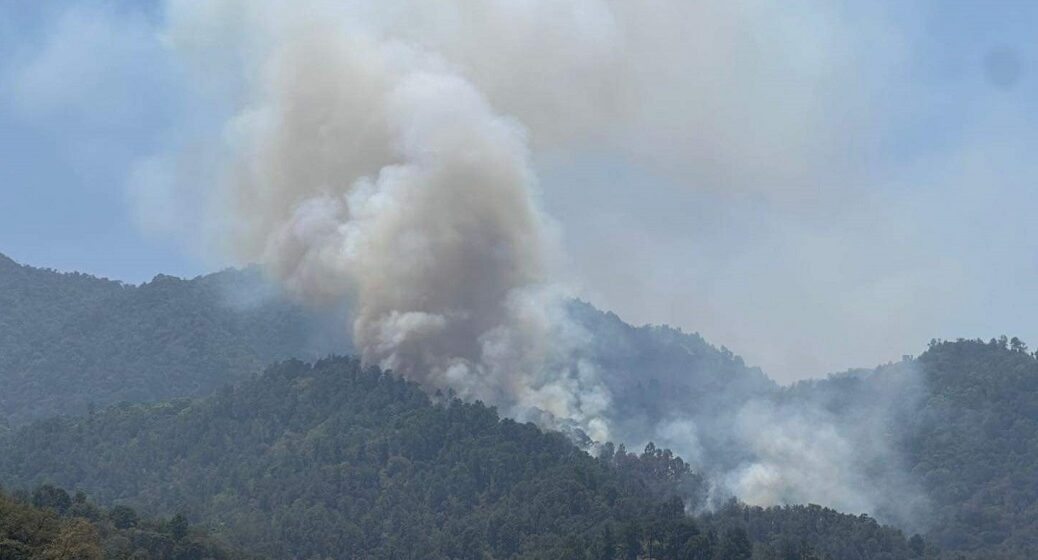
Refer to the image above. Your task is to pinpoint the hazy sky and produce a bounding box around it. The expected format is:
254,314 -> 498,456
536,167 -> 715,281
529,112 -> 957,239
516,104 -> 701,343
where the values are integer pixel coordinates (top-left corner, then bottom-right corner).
2,1 -> 1037,382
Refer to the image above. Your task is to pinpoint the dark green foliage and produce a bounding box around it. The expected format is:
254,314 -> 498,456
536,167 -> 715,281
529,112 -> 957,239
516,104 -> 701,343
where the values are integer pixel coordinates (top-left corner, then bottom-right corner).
702,502 -> 932,560
904,339 -> 1038,558
109,506 -> 140,530
716,527 -> 753,560
0,358 -> 927,560
0,254 -> 345,425
168,515 -> 189,541
31,485 -> 71,514
0,485 -> 249,560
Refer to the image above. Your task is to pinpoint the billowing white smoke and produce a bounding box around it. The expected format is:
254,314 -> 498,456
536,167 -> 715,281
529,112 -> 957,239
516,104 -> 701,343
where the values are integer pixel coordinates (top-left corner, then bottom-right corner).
163,2 -> 614,439
154,0 -> 923,524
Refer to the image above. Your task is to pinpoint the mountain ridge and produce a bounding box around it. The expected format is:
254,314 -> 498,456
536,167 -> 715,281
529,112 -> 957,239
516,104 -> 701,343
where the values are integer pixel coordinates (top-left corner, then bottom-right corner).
3,253 -> 1037,557
0,252 -> 348,424
0,356 -> 931,560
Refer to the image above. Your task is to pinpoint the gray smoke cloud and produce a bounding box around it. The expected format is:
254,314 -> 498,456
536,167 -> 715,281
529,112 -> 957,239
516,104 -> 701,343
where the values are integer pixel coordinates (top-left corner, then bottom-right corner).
150,0 -> 927,525
723,365 -> 929,528
163,0 -> 614,439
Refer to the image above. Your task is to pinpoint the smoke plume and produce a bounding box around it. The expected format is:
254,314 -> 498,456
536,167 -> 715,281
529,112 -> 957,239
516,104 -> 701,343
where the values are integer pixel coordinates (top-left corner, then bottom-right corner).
151,0 -> 926,525
162,1 -> 619,438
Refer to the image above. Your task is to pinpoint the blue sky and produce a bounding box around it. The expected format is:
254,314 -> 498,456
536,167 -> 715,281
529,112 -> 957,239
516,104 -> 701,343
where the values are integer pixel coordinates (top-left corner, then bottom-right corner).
0,0 -> 196,280
2,1 -> 1036,380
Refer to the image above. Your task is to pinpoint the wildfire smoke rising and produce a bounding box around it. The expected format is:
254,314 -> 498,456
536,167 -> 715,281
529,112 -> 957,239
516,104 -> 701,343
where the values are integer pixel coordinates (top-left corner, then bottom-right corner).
154,0 -> 925,525
165,2 -> 615,439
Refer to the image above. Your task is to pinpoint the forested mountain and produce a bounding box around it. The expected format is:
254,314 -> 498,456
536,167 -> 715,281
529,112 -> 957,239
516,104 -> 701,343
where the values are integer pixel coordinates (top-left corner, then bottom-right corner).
904,339 -> 1038,557
0,358 -> 929,560
794,338 -> 1038,559
0,254 -> 774,431
0,253 -> 346,424
567,300 -> 776,454
0,484 -> 250,560
2,255 -> 1037,558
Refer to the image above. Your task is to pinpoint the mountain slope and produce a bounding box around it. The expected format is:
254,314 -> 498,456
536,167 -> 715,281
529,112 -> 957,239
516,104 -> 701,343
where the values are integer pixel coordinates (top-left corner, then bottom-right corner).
0,357 -> 928,560
0,253 -> 346,424
906,339 -> 1038,557
1,255 -> 775,432
3,256 -> 1036,557
795,339 -> 1038,558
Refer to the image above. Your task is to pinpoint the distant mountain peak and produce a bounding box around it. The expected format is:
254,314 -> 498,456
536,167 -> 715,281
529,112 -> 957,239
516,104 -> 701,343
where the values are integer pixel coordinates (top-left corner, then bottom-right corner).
0,252 -> 20,270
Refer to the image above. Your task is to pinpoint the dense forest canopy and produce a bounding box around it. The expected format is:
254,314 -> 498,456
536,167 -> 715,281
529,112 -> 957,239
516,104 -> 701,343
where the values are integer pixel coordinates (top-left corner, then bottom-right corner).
0,357 -> 931,560
2,255 -> 1038,558
776,337 -> 1038,559
0,253 -> 346,424
0,483 -> 250,560
905,338 -> 1038,556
